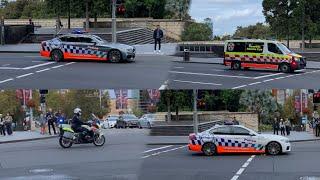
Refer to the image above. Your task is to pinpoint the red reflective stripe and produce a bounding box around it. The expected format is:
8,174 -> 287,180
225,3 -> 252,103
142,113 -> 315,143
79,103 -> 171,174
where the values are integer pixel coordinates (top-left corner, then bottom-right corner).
217,146 -> 265,153
241,63 -> 278,69
40,50 -> 50,58
188,144 -> 202,152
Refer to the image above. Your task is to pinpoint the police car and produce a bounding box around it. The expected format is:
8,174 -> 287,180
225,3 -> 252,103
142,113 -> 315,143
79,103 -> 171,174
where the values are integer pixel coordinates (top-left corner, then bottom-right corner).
188,125 -> 291,156
40,32 -> 135,63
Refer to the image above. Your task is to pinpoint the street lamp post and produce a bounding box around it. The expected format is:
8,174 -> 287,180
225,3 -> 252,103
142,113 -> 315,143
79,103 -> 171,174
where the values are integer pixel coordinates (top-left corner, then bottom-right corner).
193,89 -> 198,133
0,16 -> 4,45
112,0 -> 117,43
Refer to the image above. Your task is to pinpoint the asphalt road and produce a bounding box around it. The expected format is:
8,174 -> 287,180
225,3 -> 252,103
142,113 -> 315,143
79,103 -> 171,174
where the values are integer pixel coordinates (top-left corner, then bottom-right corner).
0,53 -> 172,89
140,142 -> 320,180
0,129 -> 149,180
1,53 -> 320,89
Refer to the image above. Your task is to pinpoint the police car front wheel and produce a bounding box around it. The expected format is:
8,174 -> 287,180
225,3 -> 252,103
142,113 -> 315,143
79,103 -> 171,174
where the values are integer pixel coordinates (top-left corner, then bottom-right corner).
266,142 -> 282,155
202,143 -> 217,156
50,49 -> 64,62
108,50 -> 122,63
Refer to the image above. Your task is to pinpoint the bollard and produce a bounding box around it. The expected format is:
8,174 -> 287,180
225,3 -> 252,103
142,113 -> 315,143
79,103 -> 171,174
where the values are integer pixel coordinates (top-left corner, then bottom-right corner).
183,49 -> 190,61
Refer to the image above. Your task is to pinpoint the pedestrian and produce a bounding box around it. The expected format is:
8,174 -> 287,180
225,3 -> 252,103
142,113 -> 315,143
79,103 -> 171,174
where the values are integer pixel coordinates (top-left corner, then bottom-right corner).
285,118 -> 291,136
153,25 -> 164,53
46,109 -> 57,135
232,117 -> 240,125
0,114 -> 5,136
39,114 -> 46,135
273,118 -> 279,135
4,113 -> 13,135
280,119 -> 286,136
316,118 -> 320,137
28,17 -> 34,26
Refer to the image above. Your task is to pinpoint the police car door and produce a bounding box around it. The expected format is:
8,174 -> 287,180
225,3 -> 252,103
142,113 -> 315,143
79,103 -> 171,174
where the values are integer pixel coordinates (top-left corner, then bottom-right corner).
231,126 -> 263,153
210,126 -> 234,153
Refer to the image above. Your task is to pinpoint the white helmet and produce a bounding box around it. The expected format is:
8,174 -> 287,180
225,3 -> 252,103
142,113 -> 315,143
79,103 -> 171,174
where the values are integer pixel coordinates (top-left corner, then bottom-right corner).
74,108 -> 82,115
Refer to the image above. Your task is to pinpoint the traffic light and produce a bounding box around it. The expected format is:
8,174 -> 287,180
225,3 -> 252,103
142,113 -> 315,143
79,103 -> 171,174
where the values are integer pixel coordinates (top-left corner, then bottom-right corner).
39,89 -> 48,95
40,95 -> 46,104
313,92 -> 320,103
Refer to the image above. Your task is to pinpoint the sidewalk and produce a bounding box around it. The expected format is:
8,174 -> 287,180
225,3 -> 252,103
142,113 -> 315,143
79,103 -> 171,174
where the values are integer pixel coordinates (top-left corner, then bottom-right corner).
0,131 -> 57,144
0,43 -> 178,55
146,131 -> 320,145
173,57 -> 320,70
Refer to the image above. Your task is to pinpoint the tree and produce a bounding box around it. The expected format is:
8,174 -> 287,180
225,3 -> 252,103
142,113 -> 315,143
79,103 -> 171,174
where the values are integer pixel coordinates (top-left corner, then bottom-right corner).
282,95 -> 296,121
182,22 -> 213,41
233,23 -> 273,39
239,90 -> 279,126
221,90 -> 244,112
165,0 -> 191,20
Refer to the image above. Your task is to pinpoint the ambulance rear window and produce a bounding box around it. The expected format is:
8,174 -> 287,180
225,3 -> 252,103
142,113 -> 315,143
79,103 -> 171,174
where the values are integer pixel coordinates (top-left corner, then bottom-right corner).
227,42 -> 245,52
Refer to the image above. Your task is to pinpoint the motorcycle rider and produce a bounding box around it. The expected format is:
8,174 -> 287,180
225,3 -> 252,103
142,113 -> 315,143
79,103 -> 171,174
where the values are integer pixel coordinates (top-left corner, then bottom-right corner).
71,108 -> 93,141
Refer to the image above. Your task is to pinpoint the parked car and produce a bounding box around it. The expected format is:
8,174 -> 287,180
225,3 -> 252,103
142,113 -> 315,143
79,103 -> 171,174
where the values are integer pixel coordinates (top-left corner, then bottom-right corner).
123,114 -> 139,128
102,115 -> 119,129
115,116 -> 127,129
138,114 -> 156,129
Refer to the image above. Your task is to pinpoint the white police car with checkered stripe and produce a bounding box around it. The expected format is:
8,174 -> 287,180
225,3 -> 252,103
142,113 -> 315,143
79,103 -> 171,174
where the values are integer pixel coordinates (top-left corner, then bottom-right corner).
188,125 -> 291,156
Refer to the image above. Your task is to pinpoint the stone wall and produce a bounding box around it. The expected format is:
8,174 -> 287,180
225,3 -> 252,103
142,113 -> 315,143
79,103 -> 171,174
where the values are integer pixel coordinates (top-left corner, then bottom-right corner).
154,111 -> 259,131
4,18 -> 186,41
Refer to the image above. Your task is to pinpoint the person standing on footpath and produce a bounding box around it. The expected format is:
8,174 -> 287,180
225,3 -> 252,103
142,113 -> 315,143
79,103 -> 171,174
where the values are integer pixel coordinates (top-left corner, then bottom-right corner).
273,118 -> 279,135
280,119 -> 286,136
4,113 -> 13,135
0,114 -> 5,136
153,25 -> 164,54
316,118 -> 320,137
46,109 -> 57,135
285,118 -> 291,136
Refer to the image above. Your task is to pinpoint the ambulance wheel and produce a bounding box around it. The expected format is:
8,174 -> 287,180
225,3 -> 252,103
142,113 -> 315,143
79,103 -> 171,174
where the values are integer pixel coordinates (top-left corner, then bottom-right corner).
108,50 -> 122,63
202,142 -> 217,156
231,61 -> 241,70
279,63 -> 291,73
266,142 -> 282,155
50,49 -> 64,62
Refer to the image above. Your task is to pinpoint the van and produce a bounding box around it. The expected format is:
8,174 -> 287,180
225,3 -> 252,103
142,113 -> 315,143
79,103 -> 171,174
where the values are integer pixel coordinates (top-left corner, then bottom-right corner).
224,39 -> 306,73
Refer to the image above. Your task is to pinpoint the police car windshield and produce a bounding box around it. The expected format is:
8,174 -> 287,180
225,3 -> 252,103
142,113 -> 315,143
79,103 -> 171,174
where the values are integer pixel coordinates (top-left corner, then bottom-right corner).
92,35 -> 106,43
277,43 -> 292,54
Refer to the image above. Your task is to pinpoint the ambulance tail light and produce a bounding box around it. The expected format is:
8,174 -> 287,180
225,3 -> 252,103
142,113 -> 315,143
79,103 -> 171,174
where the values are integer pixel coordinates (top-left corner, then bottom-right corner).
189,133 -> 196,141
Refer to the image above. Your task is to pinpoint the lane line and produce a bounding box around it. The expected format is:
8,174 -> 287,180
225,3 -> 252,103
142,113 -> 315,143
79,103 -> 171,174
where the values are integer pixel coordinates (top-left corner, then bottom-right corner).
253,73 -> 284,79
16,73 -> 34,79
65,62 -> 76,66
1,64 -> 10,67
0,67 -> 21,70
169,71 -> 254,79
0,78 -> 14,84
51,65 -> 65,69
173,67 -> 185,69
263,79 -> 274,82
22,62 -> 56,70
248,82 -> 262,86
232,85 -> 247,89
173,80 -> 222,86
36,68 -> 51,73
143,145 -> 173,153
141,145 -> 187,159
230,155 -> 256,180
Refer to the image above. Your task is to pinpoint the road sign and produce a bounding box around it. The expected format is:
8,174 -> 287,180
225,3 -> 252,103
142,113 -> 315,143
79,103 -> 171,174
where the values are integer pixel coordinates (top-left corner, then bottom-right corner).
302,116 -> 308,125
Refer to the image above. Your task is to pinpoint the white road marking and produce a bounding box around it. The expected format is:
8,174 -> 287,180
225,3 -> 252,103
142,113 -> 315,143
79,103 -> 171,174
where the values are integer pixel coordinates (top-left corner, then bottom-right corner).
173,80 -> 222,86
232,85 -> 247,89
0,78 -> 14,84
143,145 -> 173,153
169,71 -> 253,79
1,64 -> 10,67
141,145 -> 187,159
173,66 -> 185,69
36,68 -> 51,73
16,73 -> 34,79
253,73 -> 284,79
263,79 -> 275,82
51,65 -> 65,69
22,62 -> 55,70
65,62 -> 76,66
248,82 -> 262,86
230,155 -> 256,180
25,56 -> 42,58
0,67 -> 21,70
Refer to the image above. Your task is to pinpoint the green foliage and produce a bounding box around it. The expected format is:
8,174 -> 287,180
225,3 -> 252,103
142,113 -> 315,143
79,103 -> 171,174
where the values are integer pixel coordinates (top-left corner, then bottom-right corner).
233,23 -> 274,39
240,90 -> 279,126
259,124 -> 273,132
182,22 -> 213,41
132,107 -> 143,118
0,90 -> 20,115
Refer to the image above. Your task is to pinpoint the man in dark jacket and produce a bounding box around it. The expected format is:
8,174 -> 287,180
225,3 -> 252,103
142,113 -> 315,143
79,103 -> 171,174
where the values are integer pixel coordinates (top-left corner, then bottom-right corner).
153,25 -> 164,53
273,118 -> 279,135
46,109 -> 57,135
71,108 -> 92,140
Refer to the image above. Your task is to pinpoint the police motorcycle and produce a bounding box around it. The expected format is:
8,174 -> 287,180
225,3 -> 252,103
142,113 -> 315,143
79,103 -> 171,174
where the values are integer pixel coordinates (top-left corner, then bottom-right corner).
59,111 -> 105,148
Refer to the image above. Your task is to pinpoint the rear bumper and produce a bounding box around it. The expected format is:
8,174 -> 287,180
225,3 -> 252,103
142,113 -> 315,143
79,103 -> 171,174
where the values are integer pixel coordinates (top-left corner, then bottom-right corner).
40,50 -> 50,58
188,144 -> 202,152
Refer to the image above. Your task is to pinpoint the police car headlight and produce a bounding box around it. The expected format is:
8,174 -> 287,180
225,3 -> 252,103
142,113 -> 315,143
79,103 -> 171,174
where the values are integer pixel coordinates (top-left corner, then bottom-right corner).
127,48 -> 133,53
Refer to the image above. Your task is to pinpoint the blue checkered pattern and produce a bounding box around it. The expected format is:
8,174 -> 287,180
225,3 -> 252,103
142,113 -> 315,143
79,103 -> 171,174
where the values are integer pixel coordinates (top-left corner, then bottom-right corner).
62,45 -> 107,58
215,138 -> 263,150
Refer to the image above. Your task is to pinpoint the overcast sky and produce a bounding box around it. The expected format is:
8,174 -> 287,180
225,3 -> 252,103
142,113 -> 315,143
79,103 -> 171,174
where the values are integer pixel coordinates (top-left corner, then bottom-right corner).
189,0 -> 265,36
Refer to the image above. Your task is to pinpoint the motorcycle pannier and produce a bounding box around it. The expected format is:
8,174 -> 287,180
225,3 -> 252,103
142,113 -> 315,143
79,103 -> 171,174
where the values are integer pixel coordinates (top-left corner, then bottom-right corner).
63,131 -> 74,140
